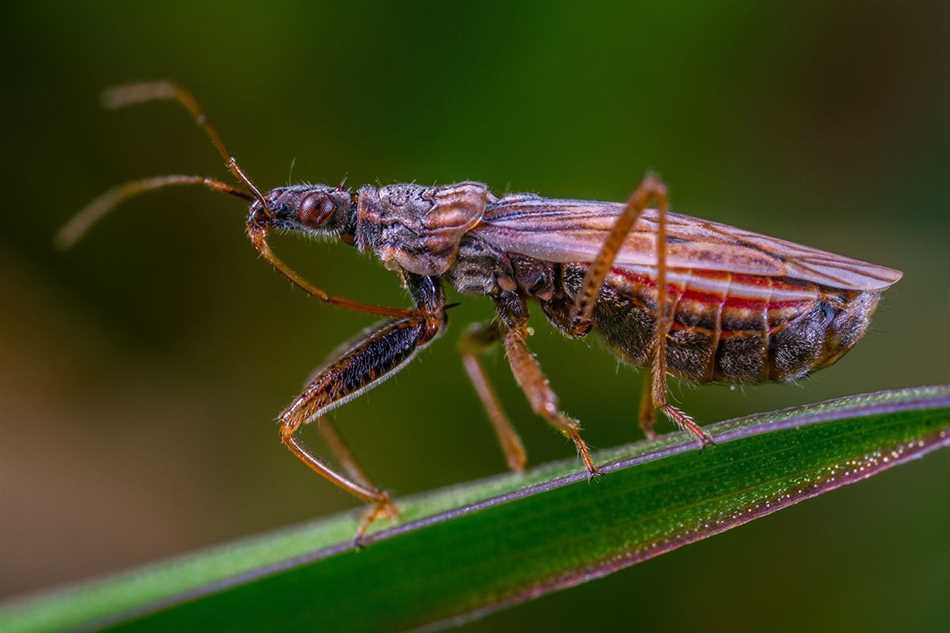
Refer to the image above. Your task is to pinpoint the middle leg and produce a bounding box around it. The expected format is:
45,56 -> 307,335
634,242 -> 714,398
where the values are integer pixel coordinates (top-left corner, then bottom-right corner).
495,292 -> 597,475
638,375 -> 657,440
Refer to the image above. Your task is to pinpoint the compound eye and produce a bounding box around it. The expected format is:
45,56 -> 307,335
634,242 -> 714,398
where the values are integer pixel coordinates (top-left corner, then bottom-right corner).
298,192 -> 335,227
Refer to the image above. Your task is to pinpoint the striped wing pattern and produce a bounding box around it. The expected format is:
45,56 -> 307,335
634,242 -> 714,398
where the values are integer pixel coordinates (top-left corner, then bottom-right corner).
477,196 -> 902,291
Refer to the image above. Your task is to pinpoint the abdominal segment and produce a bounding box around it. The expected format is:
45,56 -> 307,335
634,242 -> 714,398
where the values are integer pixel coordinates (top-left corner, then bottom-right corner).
556,264 -> 880,384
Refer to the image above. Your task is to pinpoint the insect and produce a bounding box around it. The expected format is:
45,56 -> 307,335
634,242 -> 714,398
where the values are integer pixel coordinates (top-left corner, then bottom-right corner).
60,82 -> 903,537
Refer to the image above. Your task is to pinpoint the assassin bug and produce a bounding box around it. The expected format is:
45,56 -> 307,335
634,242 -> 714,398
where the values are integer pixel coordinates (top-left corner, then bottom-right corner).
59,82 -> 903,536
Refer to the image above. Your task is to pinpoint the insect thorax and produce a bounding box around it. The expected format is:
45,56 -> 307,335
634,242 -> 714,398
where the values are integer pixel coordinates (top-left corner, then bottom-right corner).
355,182 -> 489,276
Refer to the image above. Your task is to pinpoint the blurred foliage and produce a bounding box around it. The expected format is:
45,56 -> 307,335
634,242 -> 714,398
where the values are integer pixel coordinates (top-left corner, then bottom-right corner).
1,2 -> 948,632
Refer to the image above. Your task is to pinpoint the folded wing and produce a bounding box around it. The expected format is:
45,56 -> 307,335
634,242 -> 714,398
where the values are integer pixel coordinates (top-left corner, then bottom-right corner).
476,196 -> 902,291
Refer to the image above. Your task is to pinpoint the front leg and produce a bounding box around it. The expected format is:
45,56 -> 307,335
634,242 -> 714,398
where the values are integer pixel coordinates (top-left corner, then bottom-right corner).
279,273 -> 445,537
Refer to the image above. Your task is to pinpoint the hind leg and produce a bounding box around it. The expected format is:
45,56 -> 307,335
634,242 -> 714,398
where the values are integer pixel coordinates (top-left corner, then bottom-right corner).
638,376 -> 657,440
570,174 -> 712,446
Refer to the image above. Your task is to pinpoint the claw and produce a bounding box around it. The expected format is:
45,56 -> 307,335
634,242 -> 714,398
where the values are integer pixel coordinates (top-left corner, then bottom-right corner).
661,404 -> 715,449
585,464 -> 603,483
567,428 -> 599,478
695,429 -> 717,449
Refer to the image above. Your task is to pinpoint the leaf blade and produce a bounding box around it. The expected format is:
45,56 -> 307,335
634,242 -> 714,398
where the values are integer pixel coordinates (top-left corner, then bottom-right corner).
2,385 -> 949,633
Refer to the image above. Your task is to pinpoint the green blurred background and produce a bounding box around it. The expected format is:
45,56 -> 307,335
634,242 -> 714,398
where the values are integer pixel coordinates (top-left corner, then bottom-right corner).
2,2 -> 949,631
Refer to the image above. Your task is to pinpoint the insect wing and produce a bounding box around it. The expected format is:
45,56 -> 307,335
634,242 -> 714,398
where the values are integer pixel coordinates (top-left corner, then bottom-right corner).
477,197 -> 902,291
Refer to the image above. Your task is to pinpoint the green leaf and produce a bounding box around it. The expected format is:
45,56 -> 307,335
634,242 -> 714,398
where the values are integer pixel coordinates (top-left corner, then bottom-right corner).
3,385 -> 949,633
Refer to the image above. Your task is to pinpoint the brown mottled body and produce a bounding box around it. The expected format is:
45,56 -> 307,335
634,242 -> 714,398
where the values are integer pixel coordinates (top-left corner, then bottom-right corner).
66,82 -> 903,539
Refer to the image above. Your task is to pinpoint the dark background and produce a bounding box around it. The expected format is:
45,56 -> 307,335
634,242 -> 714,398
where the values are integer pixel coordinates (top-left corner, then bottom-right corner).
2,2 -> 949,631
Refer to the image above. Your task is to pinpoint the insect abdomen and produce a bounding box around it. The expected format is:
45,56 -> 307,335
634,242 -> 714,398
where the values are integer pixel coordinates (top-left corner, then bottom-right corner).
560,264 -> 880,384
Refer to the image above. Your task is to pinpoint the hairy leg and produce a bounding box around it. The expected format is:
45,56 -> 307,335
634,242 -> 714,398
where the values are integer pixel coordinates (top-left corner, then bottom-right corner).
495,292 -> 597,474
638,374 -> 657,440
570,173 -> 712,446
279,274 -> 446,538
649,355 -> 714,446
570,173 -> 670,335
